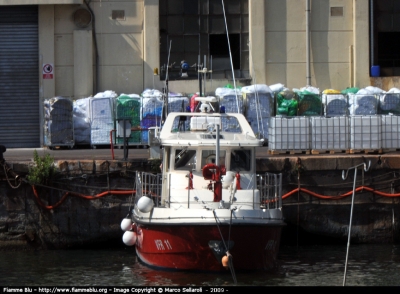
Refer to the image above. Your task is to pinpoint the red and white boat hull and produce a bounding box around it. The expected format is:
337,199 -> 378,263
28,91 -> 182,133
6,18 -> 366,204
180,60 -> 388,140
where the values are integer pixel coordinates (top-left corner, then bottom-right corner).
134,223 -> 283,271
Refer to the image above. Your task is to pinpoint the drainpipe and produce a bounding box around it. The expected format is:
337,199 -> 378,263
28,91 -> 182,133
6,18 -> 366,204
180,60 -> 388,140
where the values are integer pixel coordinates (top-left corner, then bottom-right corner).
306,0 -> 311,86
370,0 -> 374,68
84,0 -> 99,93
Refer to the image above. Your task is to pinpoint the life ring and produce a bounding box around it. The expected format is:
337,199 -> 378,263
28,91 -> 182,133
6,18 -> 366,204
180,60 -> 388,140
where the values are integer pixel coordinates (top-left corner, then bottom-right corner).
202,164 -> 226,180
202,163 -> 218,180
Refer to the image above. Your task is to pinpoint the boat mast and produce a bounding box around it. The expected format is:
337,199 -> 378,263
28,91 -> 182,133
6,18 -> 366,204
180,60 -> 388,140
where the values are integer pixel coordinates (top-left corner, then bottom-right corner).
163,40 -> 172,124
214,124 -> 222,202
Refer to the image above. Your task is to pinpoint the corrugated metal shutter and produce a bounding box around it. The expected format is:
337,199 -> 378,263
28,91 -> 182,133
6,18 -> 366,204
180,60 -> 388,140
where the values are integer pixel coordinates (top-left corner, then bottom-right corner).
0,6 -> 39,148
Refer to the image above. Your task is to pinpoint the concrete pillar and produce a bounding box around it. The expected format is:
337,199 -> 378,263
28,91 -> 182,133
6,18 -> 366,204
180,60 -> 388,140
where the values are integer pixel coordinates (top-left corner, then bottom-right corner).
353,0 -> 370,87
39,5 -> 55,99
143,0 -> 162,90
38,5 -> 55,146
249,0 -> 267,84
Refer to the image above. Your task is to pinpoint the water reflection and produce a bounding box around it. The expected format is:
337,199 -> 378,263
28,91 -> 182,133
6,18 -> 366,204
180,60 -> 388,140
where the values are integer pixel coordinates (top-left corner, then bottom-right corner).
1,244 -> 399,286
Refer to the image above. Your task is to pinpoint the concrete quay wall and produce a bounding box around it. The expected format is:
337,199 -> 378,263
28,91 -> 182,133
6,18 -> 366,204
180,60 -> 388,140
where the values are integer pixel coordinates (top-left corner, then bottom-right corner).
1,153 -> 400,250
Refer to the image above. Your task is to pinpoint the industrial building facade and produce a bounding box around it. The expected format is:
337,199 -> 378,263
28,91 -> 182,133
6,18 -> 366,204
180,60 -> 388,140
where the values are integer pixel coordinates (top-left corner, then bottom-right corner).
0,0 -> 385,148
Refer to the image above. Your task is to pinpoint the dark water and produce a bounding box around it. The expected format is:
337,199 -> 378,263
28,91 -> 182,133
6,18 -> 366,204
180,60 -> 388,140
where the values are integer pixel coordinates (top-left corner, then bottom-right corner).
1,244 -> 400,287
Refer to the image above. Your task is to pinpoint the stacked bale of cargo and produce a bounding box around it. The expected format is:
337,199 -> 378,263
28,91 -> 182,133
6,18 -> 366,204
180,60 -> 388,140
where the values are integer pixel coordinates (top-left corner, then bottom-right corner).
242,84 -> 274,142
215,86 -> 243,133
275,89 -> 298,117
268,116 -> 310,153
43,97 -> 74,148
350,115 -> 382,151
348,87 -> 382,152
90,91 -> 117,147
296,86 -> 322,117
310,89 -> 349,154
168,94 -> 189,132
380,88 -> 400,150
73,97 -> 91,145
269,86 -> 321,154
140,89 -> 163,145
215,86 -> 243,113
115,94 -> 141,145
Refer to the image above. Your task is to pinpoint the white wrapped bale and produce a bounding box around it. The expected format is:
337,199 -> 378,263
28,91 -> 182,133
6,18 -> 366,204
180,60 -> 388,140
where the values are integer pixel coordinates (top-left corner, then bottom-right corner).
323,94 -> 348,116
379,88 -> 400,114
348,94 -> 379,115
140,92 -> 163,144
168,96 -> 190,131
215,87 -> 243,113
73,97 -> 91,144
90,95 -> 115,146
242,84 -> 274,141
43,97 -> 74,147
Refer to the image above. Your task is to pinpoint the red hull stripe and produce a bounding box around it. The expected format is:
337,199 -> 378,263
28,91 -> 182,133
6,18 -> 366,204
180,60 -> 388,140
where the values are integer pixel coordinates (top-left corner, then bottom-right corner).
135,224 -> 282,271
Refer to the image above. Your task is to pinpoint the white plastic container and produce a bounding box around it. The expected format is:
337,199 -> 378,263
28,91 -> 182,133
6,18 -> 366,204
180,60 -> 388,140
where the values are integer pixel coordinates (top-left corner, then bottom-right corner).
311,117 -> 349,150
190,116 -> 221,131
268,117 -> 310,151
350,115 -> 381,150
381,115 -> 400,149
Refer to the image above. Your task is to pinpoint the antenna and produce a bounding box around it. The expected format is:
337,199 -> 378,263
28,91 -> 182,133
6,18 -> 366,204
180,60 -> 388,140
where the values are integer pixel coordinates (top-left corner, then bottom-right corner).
162,40 -> 172,124
221,0 -> 239,113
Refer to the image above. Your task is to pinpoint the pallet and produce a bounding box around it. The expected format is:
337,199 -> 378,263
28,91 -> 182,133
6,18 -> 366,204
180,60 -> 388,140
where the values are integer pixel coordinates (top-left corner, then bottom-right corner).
46,144 -> 74,150
381,148 -> 400,153
91,144 -> 111,149
311,149 -> 349,155
348,149 -> 383,154
268,149 -> 310,155
114,144 -> 148,149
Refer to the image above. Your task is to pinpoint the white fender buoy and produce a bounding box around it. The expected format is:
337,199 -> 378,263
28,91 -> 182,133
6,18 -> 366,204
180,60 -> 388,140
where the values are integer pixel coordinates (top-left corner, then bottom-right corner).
137,196 -> 154,213
122,231 -> 137,246
120,218 -> 132,231
222,171 -> 235,189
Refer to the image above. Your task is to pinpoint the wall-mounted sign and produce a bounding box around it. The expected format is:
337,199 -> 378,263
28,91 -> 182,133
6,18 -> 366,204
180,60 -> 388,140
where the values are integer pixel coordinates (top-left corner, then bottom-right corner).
42,63 -> 54,79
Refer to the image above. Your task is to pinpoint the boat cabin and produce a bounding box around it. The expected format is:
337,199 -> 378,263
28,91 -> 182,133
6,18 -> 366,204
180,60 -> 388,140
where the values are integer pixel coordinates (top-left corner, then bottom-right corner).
158,107 -> 264,210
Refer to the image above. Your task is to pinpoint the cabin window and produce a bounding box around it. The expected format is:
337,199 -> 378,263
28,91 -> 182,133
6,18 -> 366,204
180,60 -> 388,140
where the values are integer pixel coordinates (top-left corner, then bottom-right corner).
171,115 -> 190,132
201,150 -> 226,167
174,149 -> 197,170
230,149 -> 251,171
220,116 -> 242,133
171,115 -> 242,133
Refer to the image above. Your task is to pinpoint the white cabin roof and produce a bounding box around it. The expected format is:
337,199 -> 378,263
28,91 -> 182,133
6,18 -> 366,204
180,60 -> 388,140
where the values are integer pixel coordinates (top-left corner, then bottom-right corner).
159,112 -> 263,147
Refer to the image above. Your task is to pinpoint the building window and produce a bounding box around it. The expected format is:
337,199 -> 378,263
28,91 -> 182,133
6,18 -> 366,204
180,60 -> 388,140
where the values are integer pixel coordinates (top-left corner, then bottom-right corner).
371,0 -> 400,76
159,0 -> 249,81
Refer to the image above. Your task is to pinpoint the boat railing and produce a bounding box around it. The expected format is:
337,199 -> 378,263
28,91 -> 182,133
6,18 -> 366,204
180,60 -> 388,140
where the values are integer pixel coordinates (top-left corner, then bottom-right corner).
257,172 -> 283,209
136,171 -> 162,207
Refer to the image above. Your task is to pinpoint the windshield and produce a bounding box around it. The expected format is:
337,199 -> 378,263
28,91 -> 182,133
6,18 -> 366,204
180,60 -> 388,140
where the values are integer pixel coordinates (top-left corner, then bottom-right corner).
171,115 -> 242,133
174,149 -> 196,171
230,149 -> 251,171
201,150 -> 226,167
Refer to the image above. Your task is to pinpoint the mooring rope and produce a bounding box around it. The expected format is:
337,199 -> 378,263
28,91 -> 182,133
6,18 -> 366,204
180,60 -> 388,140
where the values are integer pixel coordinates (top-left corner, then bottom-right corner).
1,161 -> 22,189
212,210 -> 237,285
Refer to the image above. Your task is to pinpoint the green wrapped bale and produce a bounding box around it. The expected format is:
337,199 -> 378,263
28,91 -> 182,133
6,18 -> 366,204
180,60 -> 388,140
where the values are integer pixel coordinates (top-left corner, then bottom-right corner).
115,95 -> 141,144
276,90 -> 298,116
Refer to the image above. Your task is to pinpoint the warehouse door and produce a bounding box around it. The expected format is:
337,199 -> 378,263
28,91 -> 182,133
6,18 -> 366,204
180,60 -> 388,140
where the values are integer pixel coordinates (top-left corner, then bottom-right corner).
0,6 -> 40,148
